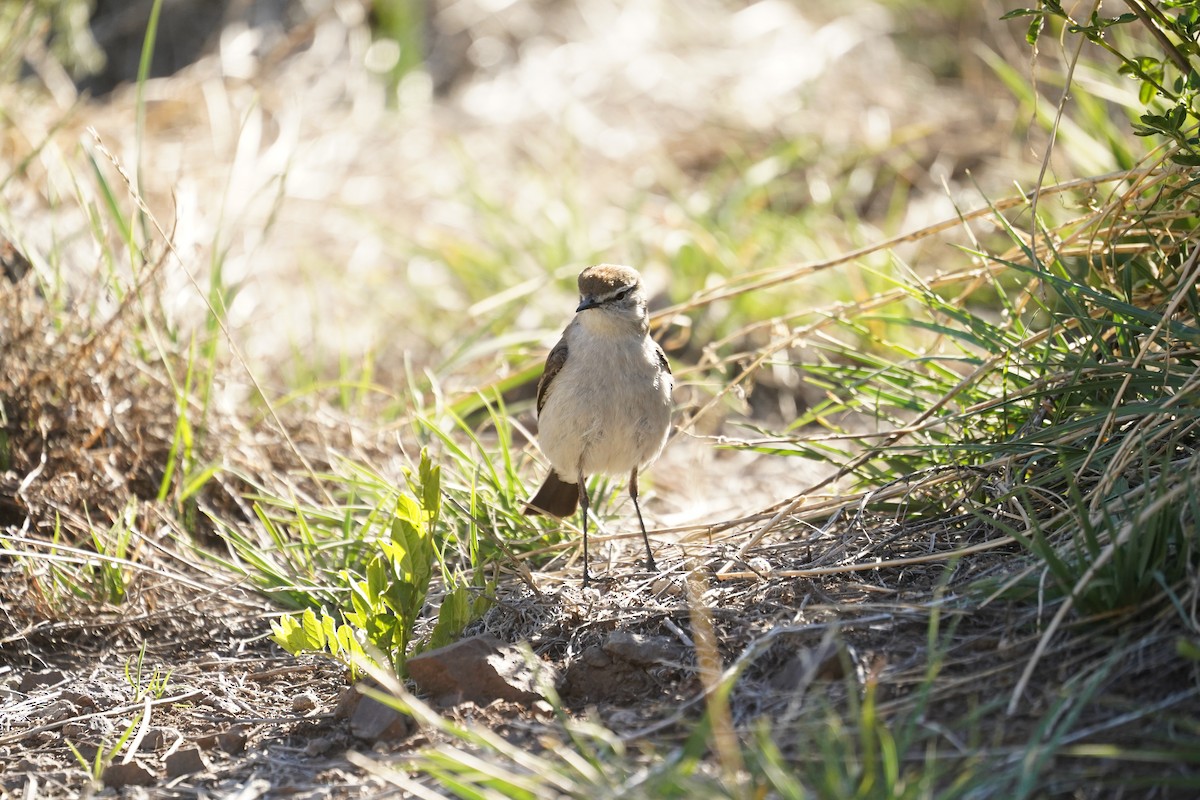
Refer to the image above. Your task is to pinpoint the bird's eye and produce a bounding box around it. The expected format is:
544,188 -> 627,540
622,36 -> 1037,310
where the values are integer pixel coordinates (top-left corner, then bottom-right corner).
613,287 -> 631,301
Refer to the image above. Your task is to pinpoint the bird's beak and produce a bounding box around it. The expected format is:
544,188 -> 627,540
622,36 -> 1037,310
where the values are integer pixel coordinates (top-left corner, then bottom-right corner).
576,296 -> 600,312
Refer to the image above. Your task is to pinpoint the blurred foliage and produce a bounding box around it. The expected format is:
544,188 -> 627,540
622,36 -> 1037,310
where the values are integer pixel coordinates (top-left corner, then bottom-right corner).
0,0 -> 104,81
369,0 -> 425,99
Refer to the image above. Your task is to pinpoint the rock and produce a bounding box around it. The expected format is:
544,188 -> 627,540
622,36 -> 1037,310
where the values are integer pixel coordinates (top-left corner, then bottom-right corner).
18,670 -> 66,692
196,725 -> 248,754
61,689 -> 97,710
164,746 -> 207,778
304,736 -> 335,757
102,761 -> 156,788
603,631 -> 682,667
292,691 -> 319,713
407,635 -> 557,706
347,689 -> 412,742
217,726 -> 248,754
40,700 -> 78,723
559,631 -> 680,706
334,685 -> 359,719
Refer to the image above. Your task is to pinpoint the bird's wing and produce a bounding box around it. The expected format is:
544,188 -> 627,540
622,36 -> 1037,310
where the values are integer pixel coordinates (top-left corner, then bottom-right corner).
536,334 -> 569,416
654,341 -> 672,375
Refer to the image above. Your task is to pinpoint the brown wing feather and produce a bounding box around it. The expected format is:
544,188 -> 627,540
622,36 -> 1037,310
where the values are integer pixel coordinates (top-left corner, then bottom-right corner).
536,335 -> 569,416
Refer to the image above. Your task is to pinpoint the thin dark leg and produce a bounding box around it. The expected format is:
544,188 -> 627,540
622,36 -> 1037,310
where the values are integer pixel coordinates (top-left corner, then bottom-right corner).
578,473 -> 591,587
630,468 -> 657,572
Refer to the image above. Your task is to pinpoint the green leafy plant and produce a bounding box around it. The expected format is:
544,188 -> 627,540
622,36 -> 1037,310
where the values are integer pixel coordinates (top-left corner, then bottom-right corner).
271,605 -> 371,677
1004,0 -> 1200,164
123,642 -> 173,703
64,713 -> 143,791
86,501 -> 138,605
270,450 -> 487,677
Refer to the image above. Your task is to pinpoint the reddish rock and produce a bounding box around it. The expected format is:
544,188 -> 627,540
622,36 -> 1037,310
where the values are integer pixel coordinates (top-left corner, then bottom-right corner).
347,689 -> 412,742
292,691 -> 319,713
102,761 -> 156,788
407,635 -> 556,706
164,746 -> 207,778
18,670 -> 66,693
196,724 -> 248,754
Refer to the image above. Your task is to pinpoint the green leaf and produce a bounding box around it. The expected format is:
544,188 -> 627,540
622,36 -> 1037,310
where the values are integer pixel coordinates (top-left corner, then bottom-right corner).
322,614 -> 339,655
419,449 -> 442,519
300,607 -> 326,650
1027,16 -> 1044,45
270,608 -> 326,654
1178,638 -> 1200,661
366,554 -> 388,606
427,585 -> 473,651
336,624 -> 365,659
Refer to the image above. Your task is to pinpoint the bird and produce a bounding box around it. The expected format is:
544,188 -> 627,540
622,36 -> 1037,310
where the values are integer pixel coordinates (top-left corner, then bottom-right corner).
524,264 -> 673,586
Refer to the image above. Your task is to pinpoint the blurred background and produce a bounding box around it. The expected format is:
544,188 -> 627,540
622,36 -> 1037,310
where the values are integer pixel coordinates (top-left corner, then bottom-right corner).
2,0 -> 1111,516
1,0 -> 1048,372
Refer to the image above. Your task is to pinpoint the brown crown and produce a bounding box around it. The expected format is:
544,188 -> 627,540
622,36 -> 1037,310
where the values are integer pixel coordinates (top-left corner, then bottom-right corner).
577,263 -> 641,296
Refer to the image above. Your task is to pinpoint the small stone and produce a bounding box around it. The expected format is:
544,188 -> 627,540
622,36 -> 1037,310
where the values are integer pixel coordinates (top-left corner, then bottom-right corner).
217,726 -> 248,754
40,699 -> 78,723
18,670 -> 66,693
348,690 -> 412,742
102,761 -> 156,788
61,690 -> 97,710
164,746 -> 207,778
304,736 -> 335,757
292,691 -> 319,713
334,685 -> 359,719
603,631 -> 681,667
580,646 -> 610,668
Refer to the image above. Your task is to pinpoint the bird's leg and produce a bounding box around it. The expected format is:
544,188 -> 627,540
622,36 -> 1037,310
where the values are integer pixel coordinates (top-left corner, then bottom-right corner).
578,472 -> 592,588
629,468 -> 657,572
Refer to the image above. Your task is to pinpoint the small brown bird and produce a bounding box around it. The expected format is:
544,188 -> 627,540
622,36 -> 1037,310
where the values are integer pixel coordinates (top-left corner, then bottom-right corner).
524,264 -> 673,586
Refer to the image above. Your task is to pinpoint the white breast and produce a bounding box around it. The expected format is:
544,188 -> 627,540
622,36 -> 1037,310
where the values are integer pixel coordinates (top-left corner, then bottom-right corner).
537,322 -> 672,481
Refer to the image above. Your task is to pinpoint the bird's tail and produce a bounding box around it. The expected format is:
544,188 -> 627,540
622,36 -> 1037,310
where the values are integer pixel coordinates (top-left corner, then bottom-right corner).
524,471 -> 579,517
